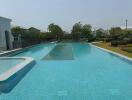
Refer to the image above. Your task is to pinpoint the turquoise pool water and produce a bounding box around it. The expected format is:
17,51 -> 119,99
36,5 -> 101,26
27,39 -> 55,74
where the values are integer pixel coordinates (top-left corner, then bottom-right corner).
0,43 -> 132,100
0,59 -> 24,75
43,44 -> 74,60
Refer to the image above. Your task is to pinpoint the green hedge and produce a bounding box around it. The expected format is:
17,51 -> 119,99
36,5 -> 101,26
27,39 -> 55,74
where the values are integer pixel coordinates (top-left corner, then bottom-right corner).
121,47 -> 132,53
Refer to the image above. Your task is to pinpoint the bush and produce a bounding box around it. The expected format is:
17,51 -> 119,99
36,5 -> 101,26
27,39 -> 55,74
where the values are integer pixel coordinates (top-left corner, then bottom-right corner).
121,47 -> 132,53
95,38 -> 112,42
96,38 -> 104,41
111,39 -> 129,47
118,40 -> 128,45
111,41 -> 118,47
104,38 -> 112,42
88,34 -> 95,42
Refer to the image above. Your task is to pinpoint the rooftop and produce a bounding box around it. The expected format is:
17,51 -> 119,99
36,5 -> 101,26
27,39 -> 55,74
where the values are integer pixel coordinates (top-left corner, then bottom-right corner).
0,16 -> 12,22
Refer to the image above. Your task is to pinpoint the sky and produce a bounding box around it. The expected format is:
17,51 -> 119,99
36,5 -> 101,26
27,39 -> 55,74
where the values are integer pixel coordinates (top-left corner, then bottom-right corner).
0,0 -> 132,32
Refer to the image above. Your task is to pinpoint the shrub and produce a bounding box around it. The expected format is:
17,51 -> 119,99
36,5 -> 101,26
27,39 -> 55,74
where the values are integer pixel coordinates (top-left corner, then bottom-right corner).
96,38 -> 104,41
104,38 -> 112,42
118,40 -> 128,45
111,40 -> 118,47
121,47 -> 132,53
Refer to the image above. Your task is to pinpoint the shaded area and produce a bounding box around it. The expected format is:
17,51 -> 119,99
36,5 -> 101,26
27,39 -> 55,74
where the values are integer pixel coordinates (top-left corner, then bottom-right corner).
43,44 -> 74,60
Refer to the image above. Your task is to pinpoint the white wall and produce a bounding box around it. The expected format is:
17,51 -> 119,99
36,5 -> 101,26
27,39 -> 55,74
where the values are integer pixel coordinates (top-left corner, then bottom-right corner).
0,17 -> 14,50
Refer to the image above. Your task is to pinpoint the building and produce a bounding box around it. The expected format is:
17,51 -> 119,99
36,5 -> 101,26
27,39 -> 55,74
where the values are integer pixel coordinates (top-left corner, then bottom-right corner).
0,17 -> 14,50
28,27 -> 40,33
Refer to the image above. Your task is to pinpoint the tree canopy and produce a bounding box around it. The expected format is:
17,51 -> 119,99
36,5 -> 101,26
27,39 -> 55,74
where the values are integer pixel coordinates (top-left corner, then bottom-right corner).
12,23 -> 132,44
48,23 -> 64,41
71,22 -> 93,41
82,24 -> 92,38
96,28 -> 106,38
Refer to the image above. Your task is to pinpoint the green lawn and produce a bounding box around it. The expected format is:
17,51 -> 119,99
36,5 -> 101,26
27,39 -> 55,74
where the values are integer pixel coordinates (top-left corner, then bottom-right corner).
93,42 -> 132,58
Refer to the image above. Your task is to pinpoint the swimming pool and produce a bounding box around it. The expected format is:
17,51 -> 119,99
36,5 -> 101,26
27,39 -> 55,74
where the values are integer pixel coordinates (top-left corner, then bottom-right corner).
0,43 -> 132,100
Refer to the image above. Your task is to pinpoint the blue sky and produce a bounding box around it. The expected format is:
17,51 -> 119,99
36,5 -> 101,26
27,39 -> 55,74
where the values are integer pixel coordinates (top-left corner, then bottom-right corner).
0,0 -> 132,32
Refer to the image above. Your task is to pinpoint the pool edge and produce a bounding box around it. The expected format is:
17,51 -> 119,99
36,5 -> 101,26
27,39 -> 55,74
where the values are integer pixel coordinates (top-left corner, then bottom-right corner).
0,57 -> 36,93
90,43 -> 132,61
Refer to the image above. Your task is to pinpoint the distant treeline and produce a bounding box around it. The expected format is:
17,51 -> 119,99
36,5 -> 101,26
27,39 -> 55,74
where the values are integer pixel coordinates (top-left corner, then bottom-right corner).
12,22 -> 132,47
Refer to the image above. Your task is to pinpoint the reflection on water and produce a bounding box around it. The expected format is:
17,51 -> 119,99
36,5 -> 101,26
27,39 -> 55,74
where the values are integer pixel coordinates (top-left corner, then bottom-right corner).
29,44 -> 45,53
29,43 -> 55,53
73,43 -> 91,57
43,44 -> 74,60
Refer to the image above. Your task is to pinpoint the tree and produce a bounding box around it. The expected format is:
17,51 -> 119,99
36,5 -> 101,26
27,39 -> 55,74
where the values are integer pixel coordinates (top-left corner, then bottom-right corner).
109,27 -> 132,45
71,22 -> 94,41
109,27 -> 123,40
48,23 -> 64,41
11,26 -> 24,37
82,24 -> 92,39
40,32 -> 54,41
27,27 -> 41,41
11,26 -> 42,47
71,22 -> 82,41
71,22 -> 82,34
96,28 -> 106,38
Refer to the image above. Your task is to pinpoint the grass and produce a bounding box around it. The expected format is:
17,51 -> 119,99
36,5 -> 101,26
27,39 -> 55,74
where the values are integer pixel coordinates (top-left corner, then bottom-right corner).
122,47 -> 132,53
93,42 -> 132,58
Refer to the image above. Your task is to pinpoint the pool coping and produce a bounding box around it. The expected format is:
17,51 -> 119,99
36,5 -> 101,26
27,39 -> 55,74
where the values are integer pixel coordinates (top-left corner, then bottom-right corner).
0,43 -> 43,57
0,48 -> 22,57
90,43 -> 132,61
0,57 -> 35,82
